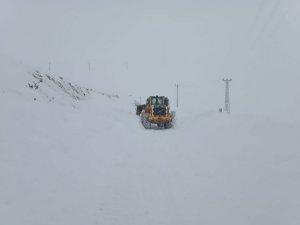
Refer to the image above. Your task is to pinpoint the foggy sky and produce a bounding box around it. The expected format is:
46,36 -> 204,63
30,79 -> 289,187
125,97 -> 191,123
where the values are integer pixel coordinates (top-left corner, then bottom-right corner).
1,0 -> 300,121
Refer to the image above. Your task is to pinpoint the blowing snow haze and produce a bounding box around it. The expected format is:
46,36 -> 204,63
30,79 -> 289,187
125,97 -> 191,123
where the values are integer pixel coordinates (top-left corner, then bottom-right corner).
1,0 -> 300,120
1,1 -> 300,225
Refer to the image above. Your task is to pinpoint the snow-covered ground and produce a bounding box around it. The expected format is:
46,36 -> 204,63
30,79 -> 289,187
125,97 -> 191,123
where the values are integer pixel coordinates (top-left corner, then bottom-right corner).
1,59 -> 300,225
1,0 -> 300,224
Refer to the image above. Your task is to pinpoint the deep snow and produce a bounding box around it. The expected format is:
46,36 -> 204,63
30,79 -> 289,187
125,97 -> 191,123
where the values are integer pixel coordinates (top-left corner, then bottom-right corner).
1,0 -> 300,224
1,60 -> 300,225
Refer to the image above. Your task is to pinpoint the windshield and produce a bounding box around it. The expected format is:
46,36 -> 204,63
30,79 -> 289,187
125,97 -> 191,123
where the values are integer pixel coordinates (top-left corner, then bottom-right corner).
151,97 -> 163,105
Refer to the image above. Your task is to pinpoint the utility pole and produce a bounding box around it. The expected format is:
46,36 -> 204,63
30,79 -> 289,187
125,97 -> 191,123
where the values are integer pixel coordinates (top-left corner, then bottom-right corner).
175,84 -> 179,108
222,78 -> 232,114
88,63 -> 91,72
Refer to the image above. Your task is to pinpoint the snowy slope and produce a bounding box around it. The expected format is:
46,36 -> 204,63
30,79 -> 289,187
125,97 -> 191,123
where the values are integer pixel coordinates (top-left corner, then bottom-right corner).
1,59 -> 300,225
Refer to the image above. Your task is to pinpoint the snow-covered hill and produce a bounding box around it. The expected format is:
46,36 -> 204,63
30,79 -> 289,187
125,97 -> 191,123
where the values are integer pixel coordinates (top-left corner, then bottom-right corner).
27,70 -> 118,105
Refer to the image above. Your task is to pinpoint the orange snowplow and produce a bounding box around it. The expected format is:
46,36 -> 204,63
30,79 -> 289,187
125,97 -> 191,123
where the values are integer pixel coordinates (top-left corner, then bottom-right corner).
136,96 -> 175,129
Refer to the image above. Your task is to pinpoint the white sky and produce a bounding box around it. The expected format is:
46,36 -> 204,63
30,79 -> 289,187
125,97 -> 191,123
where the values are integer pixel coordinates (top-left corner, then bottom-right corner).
1,0 -> 300,120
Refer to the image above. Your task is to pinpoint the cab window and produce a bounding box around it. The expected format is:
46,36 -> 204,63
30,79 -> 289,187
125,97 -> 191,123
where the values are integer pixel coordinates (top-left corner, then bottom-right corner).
151,97 -> 162,105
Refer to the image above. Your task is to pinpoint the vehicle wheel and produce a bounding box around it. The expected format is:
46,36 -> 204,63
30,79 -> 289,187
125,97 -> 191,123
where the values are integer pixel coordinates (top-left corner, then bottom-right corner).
141,116 -> 151,129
